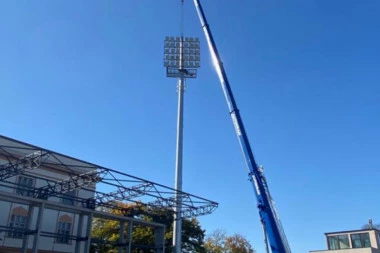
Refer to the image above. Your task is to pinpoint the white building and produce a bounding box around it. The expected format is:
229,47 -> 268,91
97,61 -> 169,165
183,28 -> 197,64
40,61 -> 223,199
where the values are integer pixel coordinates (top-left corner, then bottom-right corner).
0,134 -> 217,253
310,227 -> 380,253
0,137 -> 96,253
0,135 -> 173,253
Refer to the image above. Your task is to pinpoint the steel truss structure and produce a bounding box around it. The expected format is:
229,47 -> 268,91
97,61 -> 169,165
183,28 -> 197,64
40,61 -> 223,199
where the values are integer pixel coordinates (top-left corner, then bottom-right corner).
0,135 -> 218,252
0,135 -> 218,218
0,189 -> 166,253
0,150 -> 50,181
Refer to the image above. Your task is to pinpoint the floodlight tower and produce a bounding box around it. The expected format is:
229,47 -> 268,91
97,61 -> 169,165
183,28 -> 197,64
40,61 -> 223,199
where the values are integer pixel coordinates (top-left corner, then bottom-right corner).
163,2 -> 200,252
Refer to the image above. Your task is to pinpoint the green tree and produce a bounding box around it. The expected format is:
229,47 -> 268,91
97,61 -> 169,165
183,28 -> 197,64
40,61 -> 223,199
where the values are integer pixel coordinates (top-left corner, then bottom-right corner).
90,202 -> 206,253
204,229 -> 254,253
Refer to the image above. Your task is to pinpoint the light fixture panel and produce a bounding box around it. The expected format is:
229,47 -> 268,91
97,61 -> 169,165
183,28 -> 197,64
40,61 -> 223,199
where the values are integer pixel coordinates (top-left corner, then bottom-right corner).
164,36 -> 201,70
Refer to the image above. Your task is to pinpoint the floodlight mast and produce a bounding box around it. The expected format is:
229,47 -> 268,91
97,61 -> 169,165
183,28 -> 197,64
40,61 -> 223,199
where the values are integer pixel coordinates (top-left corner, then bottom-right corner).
173,40 -> 184,253
163,2 -> 200,252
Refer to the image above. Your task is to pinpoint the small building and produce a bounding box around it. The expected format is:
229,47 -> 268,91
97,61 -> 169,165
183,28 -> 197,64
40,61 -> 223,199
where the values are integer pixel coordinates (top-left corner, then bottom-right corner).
310,228 -> 380,253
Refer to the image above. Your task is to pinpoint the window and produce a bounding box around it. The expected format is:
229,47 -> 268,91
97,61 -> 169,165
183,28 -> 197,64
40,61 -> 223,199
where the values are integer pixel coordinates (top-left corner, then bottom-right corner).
61,190 -> 76,206
8,207 -> 28,238
56,222 -> 71,244
351,233 -> 371,248
56,215 -> 72,244
16,176 -> 34,197
328,234 -> 350,250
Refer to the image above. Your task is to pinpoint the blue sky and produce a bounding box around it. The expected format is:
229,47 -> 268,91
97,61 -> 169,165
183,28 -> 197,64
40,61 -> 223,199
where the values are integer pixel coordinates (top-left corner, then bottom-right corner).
1,0 -> 380,252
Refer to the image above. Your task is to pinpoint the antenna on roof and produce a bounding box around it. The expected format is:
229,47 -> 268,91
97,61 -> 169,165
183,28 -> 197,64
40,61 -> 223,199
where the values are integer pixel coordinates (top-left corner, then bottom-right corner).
369,219 -> 373,229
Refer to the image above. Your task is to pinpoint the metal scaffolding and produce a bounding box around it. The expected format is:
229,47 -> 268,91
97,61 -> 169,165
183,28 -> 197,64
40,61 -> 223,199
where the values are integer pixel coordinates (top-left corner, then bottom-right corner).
0,135 -> 218,218
0,135 -> 218,252
0,190 -> 166,253
0,150 -> 50,181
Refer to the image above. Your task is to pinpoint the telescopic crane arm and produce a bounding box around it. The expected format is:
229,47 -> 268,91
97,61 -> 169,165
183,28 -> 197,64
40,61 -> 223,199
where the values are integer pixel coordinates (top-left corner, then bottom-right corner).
192,1 -> 291,252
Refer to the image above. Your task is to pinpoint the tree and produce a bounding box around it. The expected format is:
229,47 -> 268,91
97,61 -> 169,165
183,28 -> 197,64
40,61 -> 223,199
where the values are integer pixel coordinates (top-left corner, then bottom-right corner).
182,218 -> 207,253
204,229 -> 254,253
204,229 -> 226,253
90,202 -> 206,253
91,203 -> 143,253
224,234 -> 254,253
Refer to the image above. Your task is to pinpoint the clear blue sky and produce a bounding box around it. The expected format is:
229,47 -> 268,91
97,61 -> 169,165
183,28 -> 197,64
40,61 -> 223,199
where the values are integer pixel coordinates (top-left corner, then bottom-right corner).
1,1 -> 380,252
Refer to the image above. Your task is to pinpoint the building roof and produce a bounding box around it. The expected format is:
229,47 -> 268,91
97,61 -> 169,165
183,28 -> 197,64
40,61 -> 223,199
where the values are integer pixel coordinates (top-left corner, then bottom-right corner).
325,228 -> 380,235
0,134 -> 99,174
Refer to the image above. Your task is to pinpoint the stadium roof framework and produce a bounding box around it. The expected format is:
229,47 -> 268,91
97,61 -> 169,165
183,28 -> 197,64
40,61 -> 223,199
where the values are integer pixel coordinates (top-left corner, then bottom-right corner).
0,135 -> 218,218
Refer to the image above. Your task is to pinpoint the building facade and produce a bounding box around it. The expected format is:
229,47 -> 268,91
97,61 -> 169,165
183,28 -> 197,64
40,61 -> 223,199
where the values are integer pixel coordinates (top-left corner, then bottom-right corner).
0,149 -> 95,253
310,228 -> 380,253
0,134 -> 217,253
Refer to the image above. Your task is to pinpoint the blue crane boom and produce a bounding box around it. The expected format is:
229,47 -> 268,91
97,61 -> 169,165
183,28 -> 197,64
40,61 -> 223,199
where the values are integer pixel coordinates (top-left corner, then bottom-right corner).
192,1 -> 291,252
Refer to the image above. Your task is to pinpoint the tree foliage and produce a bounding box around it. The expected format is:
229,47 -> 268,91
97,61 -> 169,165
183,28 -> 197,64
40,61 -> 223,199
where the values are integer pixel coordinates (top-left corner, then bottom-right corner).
204,229 -> 226,253
224,233 -> 255,253
90,202 -> 206,253
204,229 -> 254,253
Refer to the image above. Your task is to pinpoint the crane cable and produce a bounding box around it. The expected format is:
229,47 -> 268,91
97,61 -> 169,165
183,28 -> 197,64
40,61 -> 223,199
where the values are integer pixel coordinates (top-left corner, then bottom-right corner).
181,0 -> 184,37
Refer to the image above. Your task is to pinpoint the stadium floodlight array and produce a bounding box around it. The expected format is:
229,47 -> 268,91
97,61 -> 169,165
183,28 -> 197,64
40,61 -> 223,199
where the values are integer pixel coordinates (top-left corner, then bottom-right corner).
164,36 -> 200,78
